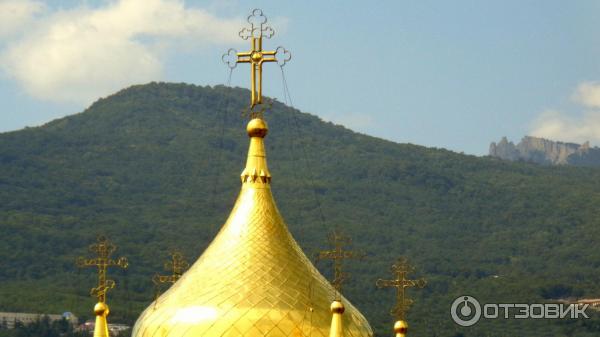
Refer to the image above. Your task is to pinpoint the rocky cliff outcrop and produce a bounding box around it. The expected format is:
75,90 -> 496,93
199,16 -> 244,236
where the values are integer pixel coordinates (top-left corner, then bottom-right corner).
489,136 -> 600,166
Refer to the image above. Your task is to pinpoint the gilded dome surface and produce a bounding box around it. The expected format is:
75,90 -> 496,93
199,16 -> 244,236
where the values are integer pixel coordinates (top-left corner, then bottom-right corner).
132,119 -> 373,337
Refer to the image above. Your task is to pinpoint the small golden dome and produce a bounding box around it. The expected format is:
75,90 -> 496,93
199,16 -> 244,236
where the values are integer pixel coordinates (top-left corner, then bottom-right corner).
331,301 -> 345,314
247,118 -> 268,138
394,320 -> 408,334
94,302 -> 109,316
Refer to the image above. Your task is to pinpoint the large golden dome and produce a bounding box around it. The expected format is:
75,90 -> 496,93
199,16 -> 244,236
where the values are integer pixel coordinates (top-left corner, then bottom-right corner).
132,118 -> 373,337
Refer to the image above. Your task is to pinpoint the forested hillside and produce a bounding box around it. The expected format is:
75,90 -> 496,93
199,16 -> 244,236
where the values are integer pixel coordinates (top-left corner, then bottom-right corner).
1,83 -> 600,337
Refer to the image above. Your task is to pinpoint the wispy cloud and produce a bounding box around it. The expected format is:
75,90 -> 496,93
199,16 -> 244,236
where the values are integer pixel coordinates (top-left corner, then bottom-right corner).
530,82 -> 600,145
572,81 -> 600,108
531,110 -> 600,143
0,0 -> 243,104
0,0 -> 44,37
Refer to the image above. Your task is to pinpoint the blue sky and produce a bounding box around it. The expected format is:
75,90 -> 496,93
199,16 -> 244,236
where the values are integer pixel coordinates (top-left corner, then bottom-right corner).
1,0 -> 600,154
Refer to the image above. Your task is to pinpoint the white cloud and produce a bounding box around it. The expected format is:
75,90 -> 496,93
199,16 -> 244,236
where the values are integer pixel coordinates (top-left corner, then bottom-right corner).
0,0 -> 243,104
0,0 -> 44,37
530,82 -> 600,144
530,110 -> 600,143
572,81 -> 600,108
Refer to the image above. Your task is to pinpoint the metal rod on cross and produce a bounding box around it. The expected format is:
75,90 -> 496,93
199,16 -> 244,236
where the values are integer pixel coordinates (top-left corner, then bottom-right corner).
77,235 -> 128,303
376,257 -> 426,337
317,230 -> 366,300
222,8 -> 291,116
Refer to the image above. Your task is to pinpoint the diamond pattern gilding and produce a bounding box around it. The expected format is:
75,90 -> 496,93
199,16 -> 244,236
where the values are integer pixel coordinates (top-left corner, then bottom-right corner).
132,130 -> 373,337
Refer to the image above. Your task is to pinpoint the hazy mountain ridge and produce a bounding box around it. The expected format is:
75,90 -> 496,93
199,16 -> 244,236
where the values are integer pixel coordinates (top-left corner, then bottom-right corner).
2,83 -> 600,337
490,136 -> 600,166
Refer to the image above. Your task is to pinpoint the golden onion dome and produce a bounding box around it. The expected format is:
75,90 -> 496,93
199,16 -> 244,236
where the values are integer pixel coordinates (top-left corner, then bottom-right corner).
132,118 -> 373,337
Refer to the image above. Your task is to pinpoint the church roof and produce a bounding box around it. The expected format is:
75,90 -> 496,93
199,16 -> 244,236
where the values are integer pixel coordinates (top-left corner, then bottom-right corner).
132,118 -> 373,337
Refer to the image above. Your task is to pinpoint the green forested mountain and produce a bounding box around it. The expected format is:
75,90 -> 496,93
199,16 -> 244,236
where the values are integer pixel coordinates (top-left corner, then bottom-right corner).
1,83 -> 600,337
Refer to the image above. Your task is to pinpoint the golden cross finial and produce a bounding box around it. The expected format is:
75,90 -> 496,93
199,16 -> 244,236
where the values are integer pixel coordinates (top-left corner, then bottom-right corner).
222,9 -> 291,112
153,251 -> 189,285
77,236 -> 128,303
317,231 -> 365,299
376,257 -> 426,321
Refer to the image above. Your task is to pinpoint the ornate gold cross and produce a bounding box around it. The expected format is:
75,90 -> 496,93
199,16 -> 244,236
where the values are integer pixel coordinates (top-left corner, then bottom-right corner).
317,231 -> 365,298
222,9 -> 291,110
153,251 -> 189,285
376,257 -> 426,321
77,236 -> 128,303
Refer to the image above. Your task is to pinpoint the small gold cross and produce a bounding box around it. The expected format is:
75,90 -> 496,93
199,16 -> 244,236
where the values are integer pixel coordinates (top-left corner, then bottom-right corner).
153,251 -> 189,285
77,236 -> 128,303
317,231 -> 365,299
376,257 -> 426,321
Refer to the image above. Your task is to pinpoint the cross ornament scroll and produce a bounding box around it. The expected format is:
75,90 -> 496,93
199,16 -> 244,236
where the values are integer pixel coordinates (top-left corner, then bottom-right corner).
222,9 -> 291,110
153,251 -> 189,285
376,257 -> 426,321
317,231 -> 365,299
77,236 -> 128,303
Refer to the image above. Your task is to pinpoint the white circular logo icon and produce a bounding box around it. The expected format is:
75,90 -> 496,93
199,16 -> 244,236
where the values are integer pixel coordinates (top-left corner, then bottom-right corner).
451,296 -> 482,327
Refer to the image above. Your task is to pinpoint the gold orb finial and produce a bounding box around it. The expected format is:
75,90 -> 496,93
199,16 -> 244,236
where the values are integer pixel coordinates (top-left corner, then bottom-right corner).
247,118 -> 268,138
393,320 -> 408,335
330,300 -> 345,314
94,302 -> 110,316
